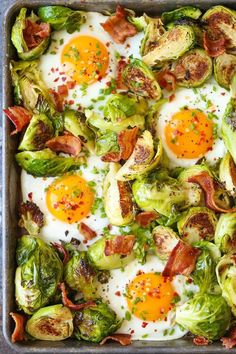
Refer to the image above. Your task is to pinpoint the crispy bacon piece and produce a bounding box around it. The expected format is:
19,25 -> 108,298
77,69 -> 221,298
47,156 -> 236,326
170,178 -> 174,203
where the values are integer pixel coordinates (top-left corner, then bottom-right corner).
162,240 -> 201,277
49,89 -> 64,112
135,211 -> 159,227
117,181 -> 133,218
100,333 -> 132,346
23,20 -> 50,49
101,5 -> 137,44
59,282 -> 96,311
58,84 -> 69,97
3,106 -> 32,135
221,326 -> 236,349
116,59 -> 128,89
101,152 -> 120,162
156,71 -> 177,91
10,312 -> 25,343
193,336 -> 209,346
104,235 -> 135,256
188,172 -> 236,213
79,222 -> 97,240
19,200 -> 44,228
203,29 -> 226,57
51,242 -> 69,264
46,135 -> 82,156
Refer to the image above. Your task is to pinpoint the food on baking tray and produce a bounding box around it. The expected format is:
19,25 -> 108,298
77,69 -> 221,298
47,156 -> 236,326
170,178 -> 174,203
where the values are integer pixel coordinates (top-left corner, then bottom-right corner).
4,3 -> 236,348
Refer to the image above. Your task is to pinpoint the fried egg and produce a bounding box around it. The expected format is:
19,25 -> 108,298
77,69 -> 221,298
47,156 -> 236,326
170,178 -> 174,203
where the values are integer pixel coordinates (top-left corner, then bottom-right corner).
39,12 -> 143,111
158,78 -> 230,168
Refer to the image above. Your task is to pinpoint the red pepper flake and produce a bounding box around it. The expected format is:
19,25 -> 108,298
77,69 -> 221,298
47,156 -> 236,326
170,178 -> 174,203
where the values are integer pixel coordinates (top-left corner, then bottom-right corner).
130,330 -> 134,334
169,94 -> 175,102
54,77 -> 59,82
28,192 -> 33,200
68,100 -> 74,105
62,77 -> 67,82
221,92 -> 226,96
115,291 -> 121,296
142,322 -> 148,328
67,81 -> 76,89
59,71 -> 65,75
51,67 -> 55,73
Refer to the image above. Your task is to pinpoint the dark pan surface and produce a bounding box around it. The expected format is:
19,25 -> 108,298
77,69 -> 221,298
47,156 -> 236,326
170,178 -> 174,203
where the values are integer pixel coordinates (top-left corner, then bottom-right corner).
2,0 -> 236,352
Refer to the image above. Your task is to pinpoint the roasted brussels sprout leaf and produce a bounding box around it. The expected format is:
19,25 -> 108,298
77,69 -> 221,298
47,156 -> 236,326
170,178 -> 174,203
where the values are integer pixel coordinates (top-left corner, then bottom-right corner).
178,164 -> 212,183
74,301 -> 121,342
221,97 -> 236,165
214,53 -> 236,90
87,236 -> 134,270
26,304 -> 73,340
153,226 -> 179,260
104,163 -> 134,226
175,293 -> 231,340
126,11 -> 147,31
161,6 -> 202,24
19,201 -> 44,236
215,213 -> 236,253
122,58 -> 162,99
11,8 -> 50,60
140,16 -> 166,56
64,251 -> 97,300
145,99 -> 167,139
177,207 -> 217,244
166,18 -> 203,47
15,149 -> 83,177
219,152 -> 236,196
15,236 -> 63,314
142,25 -> 195,67
38,6 -> 86,33
216,255 -> 236,316
18,113 -> 54,151
95,131 -> 119,156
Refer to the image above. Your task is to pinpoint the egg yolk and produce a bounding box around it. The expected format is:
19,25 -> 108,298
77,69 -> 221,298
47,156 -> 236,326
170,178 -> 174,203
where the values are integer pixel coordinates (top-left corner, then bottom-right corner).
46,175 -> 94,224
61,35 -> 109,85
126,273 -> 175,321
165,109 -> 214,159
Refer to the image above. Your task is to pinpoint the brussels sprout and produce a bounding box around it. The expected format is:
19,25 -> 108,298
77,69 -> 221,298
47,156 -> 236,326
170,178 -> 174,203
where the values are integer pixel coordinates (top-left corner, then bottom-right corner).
152,226 -> 179,260
214,53 -> 236,90
95,131 -> 119,156
87,237 -> 134,270
140,16 -> 166,56
142,25 -> 195,67
169,48 -> 212,87
10,60 -> 55,115
177,207 -> 217,244
122,58 -> 162,99
166,19 -> 203,47
178,164 -> 212,183
115,131 -> 162,181
219,152 -> 236,196
104,163 -> 134,226
216,254 -> 236,316
18,113 -> 54,151
221,97 -> 236,165
161,6 -> 202,24
64,110 -> 95,153
26,304 -> 73,340
38,6 -> 86,33
19,201 -> 44,236
11,8 -> 50,60
15,236 -> 63,314
175,293 -> 231,340
15,149 -> 83,177
64,251 -> 97,300
215,213 -> 236,253
73,301 -> 121,342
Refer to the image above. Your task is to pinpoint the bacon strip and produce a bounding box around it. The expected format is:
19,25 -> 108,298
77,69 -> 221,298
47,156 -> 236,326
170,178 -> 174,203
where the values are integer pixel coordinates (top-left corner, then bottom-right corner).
100,333 -> 132,346
203,29 -> 226,57
162,240 -> 201,277
10,312 -> 25,343
117,181 -> 133,218
101,5 -> 137,44
116,59 -> 128,89
51,242 -> 69,264
221,326 -> 236,349
3,106 -> 32,135
135,211 -> 159,227
104,235 -> 135,256
188,172 -> 236,213
49,89 -> 64,112
59,282 -> 96,311
193,336 -> 209,346
156,71 -> 177,92
23,20 -> 50,49
79,222 -> 97,240
46,135 -> 82,156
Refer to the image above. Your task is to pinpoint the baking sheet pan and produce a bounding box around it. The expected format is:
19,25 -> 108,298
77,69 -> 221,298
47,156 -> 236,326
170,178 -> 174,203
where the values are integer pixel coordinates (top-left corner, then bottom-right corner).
2,0 -> 236,352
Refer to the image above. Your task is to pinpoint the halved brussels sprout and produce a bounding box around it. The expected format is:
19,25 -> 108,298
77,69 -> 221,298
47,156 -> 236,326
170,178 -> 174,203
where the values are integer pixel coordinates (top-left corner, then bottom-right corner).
214,53 -> 236,90
73,301 -> 121,342
152,226 -> 179,260
142,25 -> 195,67
64,110 -> 95,153
87,237 -> 134,270
140,15 -> 166,56
26,304 -> 73,340
11,8 -> 50,61
103,163 -> 134,226
122,58 -> 162,99
216,254 -> 236,316
215,213 -> 236,253
219,152 -> 236,196
222,97 -> 236,165
178,164 -> 212,183
115,130 -> 162,181
18,113 -> 54,151
166,19 -> 203,47
169,48 -> 212,87
177,207 -> 217,244
161,6 -> 202,24
15,149 -> 83,177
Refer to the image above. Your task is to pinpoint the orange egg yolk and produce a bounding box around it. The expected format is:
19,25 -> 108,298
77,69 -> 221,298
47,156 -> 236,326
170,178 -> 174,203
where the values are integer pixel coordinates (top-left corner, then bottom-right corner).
61,35 -> 109,85
46,175 -> 94,224
165,109 -> 214,159
126,273 -> 175,321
